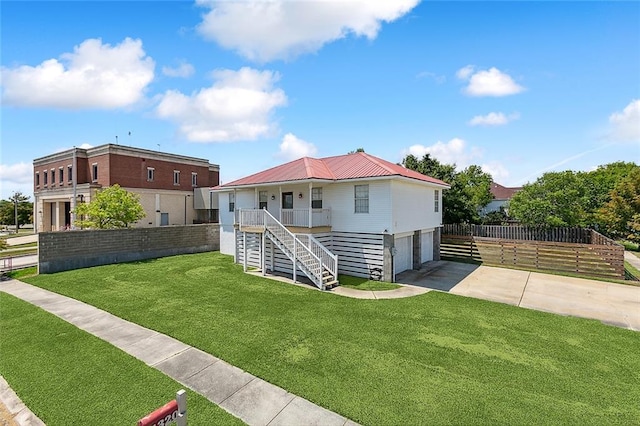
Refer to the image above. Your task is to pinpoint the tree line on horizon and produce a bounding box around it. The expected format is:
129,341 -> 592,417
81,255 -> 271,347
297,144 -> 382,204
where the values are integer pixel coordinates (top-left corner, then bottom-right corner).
401,153 -> 639,243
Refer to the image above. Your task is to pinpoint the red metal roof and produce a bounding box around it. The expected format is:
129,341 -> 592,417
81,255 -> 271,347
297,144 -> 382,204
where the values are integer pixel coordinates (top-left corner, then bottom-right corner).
490,182 -> 522,200
215,152 -> 449,189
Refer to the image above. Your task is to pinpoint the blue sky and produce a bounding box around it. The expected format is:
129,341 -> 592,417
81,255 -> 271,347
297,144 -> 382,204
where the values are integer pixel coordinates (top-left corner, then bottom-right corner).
1,0 -> 639,200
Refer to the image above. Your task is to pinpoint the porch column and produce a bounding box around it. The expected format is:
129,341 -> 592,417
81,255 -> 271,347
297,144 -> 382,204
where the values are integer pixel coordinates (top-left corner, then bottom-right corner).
54,201 -> 62,231
278,186 -> 282,221
308,182 -> 312,228
254,187 -> 258,208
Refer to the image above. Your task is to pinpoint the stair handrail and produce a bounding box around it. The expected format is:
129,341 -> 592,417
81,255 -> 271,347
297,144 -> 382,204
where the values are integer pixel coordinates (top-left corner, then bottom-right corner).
262,209 -> 324,287
296,234 -> 338,281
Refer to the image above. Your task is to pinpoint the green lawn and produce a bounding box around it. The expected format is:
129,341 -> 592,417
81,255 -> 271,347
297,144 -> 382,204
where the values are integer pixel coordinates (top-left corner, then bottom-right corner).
20,252 -> 640,425
0,293 -> 241,425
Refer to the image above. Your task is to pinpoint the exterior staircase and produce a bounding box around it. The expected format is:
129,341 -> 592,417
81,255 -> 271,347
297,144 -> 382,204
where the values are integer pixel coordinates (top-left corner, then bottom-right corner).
239,209 -> 338,290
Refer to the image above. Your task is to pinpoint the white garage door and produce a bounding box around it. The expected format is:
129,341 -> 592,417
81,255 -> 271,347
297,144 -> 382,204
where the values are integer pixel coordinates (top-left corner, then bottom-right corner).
421,231 -> 433,263
394,235 -> 412,275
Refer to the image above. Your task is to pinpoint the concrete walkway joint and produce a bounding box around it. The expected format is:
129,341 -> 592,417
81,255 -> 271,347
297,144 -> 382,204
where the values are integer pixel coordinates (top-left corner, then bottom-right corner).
0,280 -> 357,426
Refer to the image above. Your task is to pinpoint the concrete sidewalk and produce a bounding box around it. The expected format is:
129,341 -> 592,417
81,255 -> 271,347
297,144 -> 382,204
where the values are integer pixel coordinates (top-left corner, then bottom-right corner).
625,251 -> 640,271
0,280 -> 358,426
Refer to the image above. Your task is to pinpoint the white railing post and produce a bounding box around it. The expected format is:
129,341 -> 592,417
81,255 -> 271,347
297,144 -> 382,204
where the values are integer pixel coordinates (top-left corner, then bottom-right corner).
293,238 -> 297,283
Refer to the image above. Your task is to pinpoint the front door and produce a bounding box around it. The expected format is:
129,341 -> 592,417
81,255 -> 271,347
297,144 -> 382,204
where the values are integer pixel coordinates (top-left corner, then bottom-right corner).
282,192 -> 293,209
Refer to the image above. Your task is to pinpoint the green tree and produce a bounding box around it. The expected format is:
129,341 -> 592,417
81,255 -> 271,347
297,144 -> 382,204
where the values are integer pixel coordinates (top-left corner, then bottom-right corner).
596,168 -> 640,241
348,148 -> 365,154
509,171 -> 588,227
402,154 -> 492,223
0,192 -> 32,229
74,184 -> 145,229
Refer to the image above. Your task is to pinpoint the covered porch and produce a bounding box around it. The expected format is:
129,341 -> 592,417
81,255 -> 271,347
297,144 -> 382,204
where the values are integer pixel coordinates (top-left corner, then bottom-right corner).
232,182 -> 332,231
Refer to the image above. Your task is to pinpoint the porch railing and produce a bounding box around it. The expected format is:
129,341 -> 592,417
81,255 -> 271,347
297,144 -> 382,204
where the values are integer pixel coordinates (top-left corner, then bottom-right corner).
296,234 -> 338,281
280,209 -> 331,227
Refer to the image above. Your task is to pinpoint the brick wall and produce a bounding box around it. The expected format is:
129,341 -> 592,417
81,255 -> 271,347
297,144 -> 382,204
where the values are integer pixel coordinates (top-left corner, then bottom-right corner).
38,224 -> 220,274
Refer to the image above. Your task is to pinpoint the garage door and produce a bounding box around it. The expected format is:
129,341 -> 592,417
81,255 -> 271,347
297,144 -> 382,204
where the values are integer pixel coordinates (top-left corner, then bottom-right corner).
394,235 -> 412,275
421,231 -> 433,263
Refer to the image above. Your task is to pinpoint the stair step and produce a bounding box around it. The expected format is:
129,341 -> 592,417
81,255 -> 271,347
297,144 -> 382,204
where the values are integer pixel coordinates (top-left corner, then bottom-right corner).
323,280 -> 339,289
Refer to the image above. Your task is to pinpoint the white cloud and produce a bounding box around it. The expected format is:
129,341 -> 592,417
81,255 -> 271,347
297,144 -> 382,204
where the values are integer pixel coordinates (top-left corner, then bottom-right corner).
416,71 -> 445,84
456,65 -> 475,80
196,0 -> 420,62
277,133 -> 318,161
162,61 -> 195,78
402,139 -> 510,182
0,162 -> 33,200
457,66 -> 525,97
468,112 -> 520,126
403,138 -> 482,168
481,161 -> 509,183
155,67 -> 287,142
1,38 -> 155,109
609,99 -> 640,143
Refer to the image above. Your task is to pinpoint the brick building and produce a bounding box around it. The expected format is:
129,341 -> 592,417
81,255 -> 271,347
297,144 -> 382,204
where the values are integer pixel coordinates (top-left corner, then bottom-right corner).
33,144 -> 219,232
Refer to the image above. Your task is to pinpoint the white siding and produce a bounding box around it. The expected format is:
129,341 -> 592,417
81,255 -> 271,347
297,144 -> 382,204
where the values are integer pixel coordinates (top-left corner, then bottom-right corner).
391,180 -> 443,234
421,230 -> 433,263
330,232 -> 384,278
220,224 -> 236,255
325,180 -> 392,233
394,235 -> 412,275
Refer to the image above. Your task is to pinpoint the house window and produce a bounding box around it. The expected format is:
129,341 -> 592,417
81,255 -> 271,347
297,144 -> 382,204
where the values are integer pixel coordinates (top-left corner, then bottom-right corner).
43,171 -> 48,185
312,188 -> 322,209
229,192 -> 235,212
59,167 -> 64,184
92,163 -> 98,182
173,170 -> 180,185
434,189 -> 440,213
67,165 -> 73,182
259,191 -> 268,210
147,167 -> 155,182
191,172 -> 197,187
354,184 -> 369,213
35,172 -> 40,187
51,169 -> 55,184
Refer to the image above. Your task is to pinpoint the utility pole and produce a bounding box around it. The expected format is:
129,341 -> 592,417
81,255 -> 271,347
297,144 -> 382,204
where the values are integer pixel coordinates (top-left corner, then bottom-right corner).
13,192 -> 18,232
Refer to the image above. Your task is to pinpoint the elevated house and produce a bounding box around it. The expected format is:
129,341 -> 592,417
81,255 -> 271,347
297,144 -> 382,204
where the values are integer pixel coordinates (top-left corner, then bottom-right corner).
213,152 -> 449,289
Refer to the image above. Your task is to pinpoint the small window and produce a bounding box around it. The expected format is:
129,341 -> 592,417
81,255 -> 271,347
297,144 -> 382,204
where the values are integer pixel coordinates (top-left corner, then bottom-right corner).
355,184 -> 369,213
35,172 -> 40,187
51,169 -> 55,184
173,170 -> 180,185
44,171 -> 48,185
434,189 -> 440,213
191,172 -> 197,187
147,167 -> 155,182
67,165 -> 73,182
259,191 -> 268,210
312,187 -> 322,209
92,163 -> 98,182
229,192 -> 235,212
59,167 -> 64,184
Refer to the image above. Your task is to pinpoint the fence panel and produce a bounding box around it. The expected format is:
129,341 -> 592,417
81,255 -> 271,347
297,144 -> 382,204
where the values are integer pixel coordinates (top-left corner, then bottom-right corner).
441,225 -> 624,279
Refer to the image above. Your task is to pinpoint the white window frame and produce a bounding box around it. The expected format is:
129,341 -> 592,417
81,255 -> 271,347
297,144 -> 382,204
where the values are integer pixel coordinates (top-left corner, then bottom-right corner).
43,170 -> 48,186
59,167 -> 64,184
173,170 -> 180,186
312,187 -> 323,209
354,184 -> 369,214
259,190 -> 268,210
434,189 -> 440,213
92,163 -> 98,182
147,167 -> 155,182
67,165 -> 73,182
51,168 -> 55,185
191,172 -> 197,187
229,192 -> 235,212
35,172 -> 40,187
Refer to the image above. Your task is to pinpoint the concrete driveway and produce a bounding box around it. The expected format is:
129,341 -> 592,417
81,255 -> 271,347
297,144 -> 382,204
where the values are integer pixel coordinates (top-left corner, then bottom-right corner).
396,261 -> 640,331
